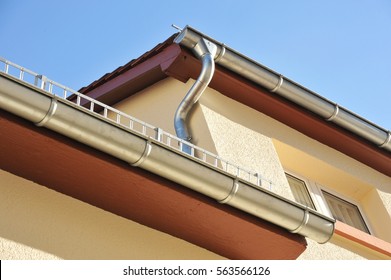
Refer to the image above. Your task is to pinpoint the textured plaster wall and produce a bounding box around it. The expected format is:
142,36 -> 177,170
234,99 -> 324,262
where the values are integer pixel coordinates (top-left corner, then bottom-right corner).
0,169 -> 224,260
193,83 -> 391,259
111,77 -> 391,259
114,78 -> 292,198
376,189 -> 391,218
297,238 -> 365,260
0,238 -> 61,260
199,104 -> 292,198
113,78 -> 191,135
378,189 -> 391,218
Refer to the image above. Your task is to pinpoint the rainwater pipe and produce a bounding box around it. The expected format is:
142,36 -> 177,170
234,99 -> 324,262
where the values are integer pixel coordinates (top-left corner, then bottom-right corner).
174,38 -> 217,154
174,26 -> 391,153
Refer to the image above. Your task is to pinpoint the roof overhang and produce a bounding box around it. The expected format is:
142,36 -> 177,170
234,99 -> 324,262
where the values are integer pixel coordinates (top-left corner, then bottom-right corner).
0,109 -> 306,259
80,36 -> 391,177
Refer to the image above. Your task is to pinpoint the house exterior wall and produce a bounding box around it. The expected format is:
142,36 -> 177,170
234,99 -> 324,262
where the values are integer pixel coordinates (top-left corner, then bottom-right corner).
112,77 -> 391,259
112,78 -> 292,198
0,169 -> 224,260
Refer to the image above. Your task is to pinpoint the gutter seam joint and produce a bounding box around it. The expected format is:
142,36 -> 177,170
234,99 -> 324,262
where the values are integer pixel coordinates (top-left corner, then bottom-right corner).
131,141 -> 152,167
290,207 -> 310,234
379,131 -> 391,148
35,98 -> 58,127
326,104 -> 339,122
270,75 -> 284,93
218,178 -> 239,204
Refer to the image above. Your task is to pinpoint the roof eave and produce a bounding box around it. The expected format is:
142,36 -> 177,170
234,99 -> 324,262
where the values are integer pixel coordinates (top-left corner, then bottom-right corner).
165,53 -> 391,176
0,108 -> 307,259
79,32 -> 390,176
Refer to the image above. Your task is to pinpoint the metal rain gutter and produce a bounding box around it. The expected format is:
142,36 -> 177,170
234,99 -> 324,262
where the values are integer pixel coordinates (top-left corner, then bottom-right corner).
0,58 -> 335,244
174,37 -> 217,154
174,26 -> 391,153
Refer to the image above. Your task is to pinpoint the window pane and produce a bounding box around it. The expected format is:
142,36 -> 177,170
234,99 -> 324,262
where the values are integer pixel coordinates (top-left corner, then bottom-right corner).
286,174 -> 316,210
322,191 -> 370,234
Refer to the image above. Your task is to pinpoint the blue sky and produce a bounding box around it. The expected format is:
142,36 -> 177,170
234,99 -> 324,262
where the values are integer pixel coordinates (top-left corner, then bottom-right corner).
1,0 -> 390,129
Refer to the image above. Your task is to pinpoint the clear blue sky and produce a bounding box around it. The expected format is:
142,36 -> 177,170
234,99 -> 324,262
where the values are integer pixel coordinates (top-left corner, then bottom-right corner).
1,0 -> 390,129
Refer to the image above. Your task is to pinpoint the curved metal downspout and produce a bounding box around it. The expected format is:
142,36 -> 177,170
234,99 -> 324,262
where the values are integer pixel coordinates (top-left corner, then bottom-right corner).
174,26 -> 391,153
0,72 -> 335,243
174,38 -> 217,154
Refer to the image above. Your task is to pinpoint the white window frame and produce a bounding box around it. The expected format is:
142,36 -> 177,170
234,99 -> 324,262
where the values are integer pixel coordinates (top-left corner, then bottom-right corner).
315,183 -> 373,234
285,172 -> 317,210
285,171 -> 328,214
285,170 -> 373,235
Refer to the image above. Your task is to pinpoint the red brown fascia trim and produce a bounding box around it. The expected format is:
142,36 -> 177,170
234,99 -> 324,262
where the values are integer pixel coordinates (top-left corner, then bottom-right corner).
0,109 -> 306,259
80,41 -> 391,177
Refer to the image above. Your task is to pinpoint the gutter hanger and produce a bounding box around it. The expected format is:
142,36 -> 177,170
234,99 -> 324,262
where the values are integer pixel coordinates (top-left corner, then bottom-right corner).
174,26 -> 391,153
0,61 -> 335,244
174,38 -> 217,153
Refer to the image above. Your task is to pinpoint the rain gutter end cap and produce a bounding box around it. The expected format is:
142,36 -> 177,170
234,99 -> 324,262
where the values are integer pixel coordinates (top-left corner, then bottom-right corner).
174,25 -> 192,45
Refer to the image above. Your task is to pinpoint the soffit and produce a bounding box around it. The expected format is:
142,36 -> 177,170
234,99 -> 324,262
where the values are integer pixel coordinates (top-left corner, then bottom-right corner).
79,34 -> 178,95
0,109 -> 307,260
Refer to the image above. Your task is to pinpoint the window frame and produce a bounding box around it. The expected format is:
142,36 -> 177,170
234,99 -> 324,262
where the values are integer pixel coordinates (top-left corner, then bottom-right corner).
285,173 -> 317,210
316,183 -> 373,235
285,171 -> 329,214
285,170 -> 374,235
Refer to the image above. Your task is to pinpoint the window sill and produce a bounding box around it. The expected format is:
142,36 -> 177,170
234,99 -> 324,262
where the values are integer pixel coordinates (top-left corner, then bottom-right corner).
334,221 -> 391,258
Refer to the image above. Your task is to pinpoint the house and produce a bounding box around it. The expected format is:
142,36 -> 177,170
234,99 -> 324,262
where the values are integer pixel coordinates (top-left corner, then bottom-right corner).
0,26 -> 390,260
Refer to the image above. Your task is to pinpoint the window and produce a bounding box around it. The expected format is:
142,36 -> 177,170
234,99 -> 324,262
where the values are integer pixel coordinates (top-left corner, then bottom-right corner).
322,191 -> 370,234
285,174 -> 316,210
285,172 -> 371,234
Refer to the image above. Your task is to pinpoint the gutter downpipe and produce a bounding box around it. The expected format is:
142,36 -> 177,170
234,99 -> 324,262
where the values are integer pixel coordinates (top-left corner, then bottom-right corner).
0,63 -> 335,244
174,26 -> 391,153
174,38 -> 217,154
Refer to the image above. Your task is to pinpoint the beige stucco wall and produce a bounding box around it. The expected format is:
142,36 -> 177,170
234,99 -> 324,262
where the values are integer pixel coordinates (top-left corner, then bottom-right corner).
113,78 -> 292,198
298,238 -> 365,260
378,189 -> 391,217
196,82 -> 391,259
199,104 -> 292,198
110,77 -> 391,259
0,169 -> 224,260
